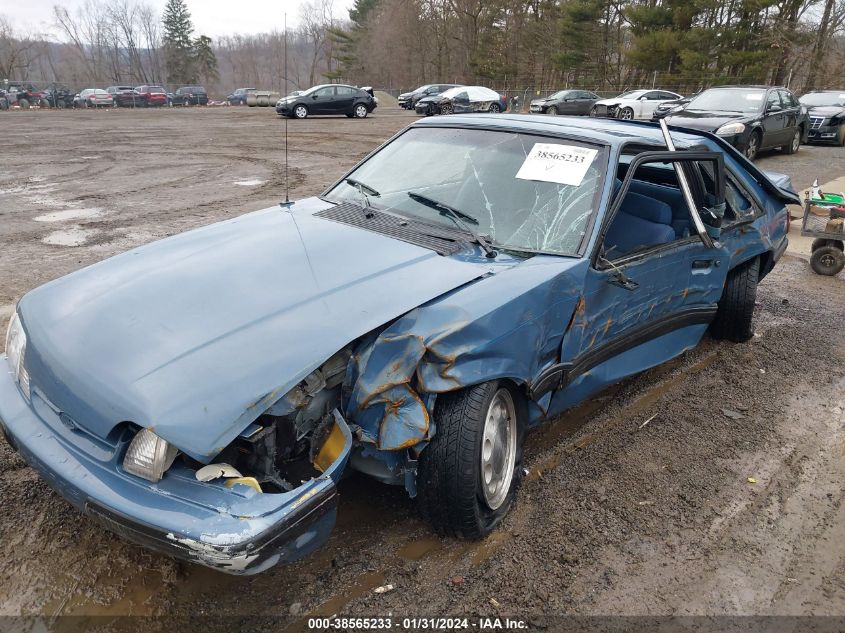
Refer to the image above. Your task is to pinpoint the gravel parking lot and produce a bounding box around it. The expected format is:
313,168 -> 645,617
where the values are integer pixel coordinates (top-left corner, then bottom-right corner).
1,107 -> 844,628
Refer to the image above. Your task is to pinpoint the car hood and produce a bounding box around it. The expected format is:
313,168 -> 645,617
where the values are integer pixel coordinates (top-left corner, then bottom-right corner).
807,105 -> 845,117
18,197 -> 494,462
665,110 -> 753,131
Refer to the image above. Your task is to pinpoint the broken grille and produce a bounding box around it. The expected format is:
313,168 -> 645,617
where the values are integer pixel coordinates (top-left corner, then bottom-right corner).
315,201 -> 467,256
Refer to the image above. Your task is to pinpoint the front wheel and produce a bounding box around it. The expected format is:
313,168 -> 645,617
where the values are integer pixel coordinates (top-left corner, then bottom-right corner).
617,106 -> 634,120
293,104 -> 308,119
18,98 -> 29,109
547,105 -> 557,115
488,103 -> 500,113
810,245 -> 845,276
354,103 -> 368,118
440,103 -> 453,115
417,381 -> 525,539
710,256 -> 759,342
744,131 -> 761,161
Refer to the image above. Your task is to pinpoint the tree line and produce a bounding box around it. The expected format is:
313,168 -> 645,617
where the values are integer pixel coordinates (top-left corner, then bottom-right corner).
330,0 -> 845,94
1,0 -> 844,96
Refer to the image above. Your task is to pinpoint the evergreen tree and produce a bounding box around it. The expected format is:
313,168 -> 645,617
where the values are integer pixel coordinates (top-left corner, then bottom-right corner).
194,35 -> 219,84
163,0 -> 196,84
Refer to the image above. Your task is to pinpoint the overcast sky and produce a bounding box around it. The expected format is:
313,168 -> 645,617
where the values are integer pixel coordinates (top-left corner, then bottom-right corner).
2,0 -> 352,38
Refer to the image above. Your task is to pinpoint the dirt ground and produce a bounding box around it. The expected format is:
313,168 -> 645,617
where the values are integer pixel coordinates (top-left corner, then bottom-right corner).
1,107 -> 844,629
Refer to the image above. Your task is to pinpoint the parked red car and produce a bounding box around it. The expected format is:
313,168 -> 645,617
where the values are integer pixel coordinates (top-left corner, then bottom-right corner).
135,85 -> 167,107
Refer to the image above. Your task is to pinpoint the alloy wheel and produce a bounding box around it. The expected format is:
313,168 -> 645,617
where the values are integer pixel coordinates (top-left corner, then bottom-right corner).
480,388 -> 517,511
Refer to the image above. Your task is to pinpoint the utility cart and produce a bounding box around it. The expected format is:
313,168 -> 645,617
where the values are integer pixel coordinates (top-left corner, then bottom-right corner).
803,182 -> 845,276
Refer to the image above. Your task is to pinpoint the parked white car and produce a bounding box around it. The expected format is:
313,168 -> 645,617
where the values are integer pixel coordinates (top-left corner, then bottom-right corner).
590,89 -> 683,120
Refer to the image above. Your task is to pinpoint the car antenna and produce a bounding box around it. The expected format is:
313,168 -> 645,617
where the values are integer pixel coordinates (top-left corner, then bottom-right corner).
279,13 -> 293,209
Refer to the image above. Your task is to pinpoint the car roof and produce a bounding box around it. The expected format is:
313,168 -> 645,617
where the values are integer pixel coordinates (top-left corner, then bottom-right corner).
411,114 -> 706,149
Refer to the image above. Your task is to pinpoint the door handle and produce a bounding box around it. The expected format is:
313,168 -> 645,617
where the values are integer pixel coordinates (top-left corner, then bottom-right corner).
691,259 -> 720,270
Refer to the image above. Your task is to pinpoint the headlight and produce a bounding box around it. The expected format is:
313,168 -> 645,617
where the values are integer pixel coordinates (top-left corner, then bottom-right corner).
716,122 -> 746,136
5,311 -> 30,401
123,428 -> 178,482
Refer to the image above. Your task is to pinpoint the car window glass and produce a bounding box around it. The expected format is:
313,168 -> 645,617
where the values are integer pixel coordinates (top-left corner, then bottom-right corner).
316,87 -> 334,97
326,127 -> 607,256
766,91 -> 782,110
779,90 -> 797,108
336,86 -> 355,96
645,92 -> 662,100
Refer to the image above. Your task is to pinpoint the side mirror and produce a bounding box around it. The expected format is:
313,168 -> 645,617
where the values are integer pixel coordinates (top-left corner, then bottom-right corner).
312,94 -> 319,99
767,104 -> 781,112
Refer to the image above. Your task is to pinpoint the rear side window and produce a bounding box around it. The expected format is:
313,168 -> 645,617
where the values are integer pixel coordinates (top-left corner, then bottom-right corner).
336,86 -> 355,96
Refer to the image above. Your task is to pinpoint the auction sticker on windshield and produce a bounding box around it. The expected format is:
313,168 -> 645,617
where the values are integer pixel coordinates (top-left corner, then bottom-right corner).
516,143 -> 598,186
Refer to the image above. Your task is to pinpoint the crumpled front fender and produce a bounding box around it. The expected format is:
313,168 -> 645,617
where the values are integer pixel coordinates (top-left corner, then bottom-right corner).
347,257 -> 587,451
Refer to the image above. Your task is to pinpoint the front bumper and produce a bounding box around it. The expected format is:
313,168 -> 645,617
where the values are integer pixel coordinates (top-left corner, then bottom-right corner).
807,122 -> 841,143
0,357 -> 352,574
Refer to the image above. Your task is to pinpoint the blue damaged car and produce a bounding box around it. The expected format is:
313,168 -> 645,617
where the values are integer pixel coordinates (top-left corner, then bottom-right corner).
0,115 -> 798,574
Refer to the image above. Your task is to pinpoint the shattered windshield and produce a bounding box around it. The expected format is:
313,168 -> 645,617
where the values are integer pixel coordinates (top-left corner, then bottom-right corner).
325,127 -> 606,256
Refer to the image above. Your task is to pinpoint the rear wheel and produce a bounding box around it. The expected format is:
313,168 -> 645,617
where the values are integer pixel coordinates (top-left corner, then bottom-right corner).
710,256 -> 759,342
784,128 -> 801,154
354,103 -> 368,118
417,381 -> 525,539
293,104 -> 308,119
810,245 -> 845,276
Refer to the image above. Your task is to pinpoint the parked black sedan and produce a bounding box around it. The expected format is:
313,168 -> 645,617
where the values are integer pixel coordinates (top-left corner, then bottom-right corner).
106,86 -> 144,107
800,91 -> 845,146
398,84 -> 462,109
665,86 -> 809,160
276,84 -> 377,119
529,89 -> 599,115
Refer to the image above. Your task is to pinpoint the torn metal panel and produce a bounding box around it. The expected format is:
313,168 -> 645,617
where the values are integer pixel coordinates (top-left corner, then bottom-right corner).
349,257 -> 587,449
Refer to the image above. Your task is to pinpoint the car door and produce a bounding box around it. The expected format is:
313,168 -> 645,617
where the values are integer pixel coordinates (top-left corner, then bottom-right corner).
451,90 -> 471,113
777,89 -> 801,145
549,151 -> 731,415
309,87 -> 336,114
761,90 -> 787,148
576,92 -> 598,115
636,91 -> 662,119
334,86 -> 356,114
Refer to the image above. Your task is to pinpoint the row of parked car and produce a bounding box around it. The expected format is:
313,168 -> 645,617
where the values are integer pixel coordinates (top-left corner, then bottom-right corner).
399,82 -> 845,160
0,82 -> 211,109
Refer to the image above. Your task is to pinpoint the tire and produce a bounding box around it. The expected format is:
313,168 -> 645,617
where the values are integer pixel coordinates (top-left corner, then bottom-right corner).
488,103 -> 500,113
810,245 -> 845,276
57,100 -> 65,110
744,131 -> 761,161
589,106 -> 598,117
812,238 -> 845,252
837,123 -> 845,147
417,381 -> 526,539
440,103 -> 453,115
710,256 -> 759,343
784,128 -> 801,154
617,106 -> 634,120
18,98 -> 29,109
547,105 -> 557,115
293,104 -> 308,119
354,103 -> 368,118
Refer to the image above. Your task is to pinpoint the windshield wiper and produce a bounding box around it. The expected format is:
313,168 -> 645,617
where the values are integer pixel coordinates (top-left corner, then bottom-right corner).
408,191 -> 497,259
345,177 -> 380,197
